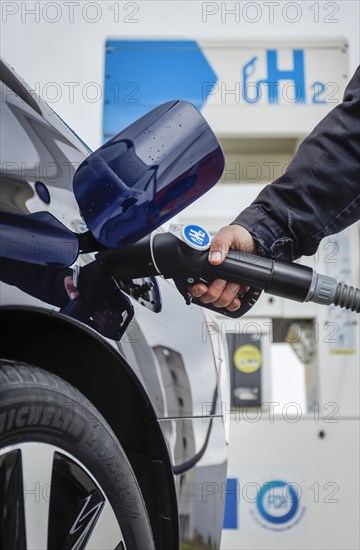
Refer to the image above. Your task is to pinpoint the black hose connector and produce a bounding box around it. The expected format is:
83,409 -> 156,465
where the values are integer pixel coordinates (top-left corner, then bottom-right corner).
333,283 -> 360,313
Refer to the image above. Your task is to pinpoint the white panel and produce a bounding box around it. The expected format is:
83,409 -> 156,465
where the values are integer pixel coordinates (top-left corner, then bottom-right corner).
270,343 -> 307,410
200,39 -> 348,137
222,416 -> 360,549
317,223 -> 360,417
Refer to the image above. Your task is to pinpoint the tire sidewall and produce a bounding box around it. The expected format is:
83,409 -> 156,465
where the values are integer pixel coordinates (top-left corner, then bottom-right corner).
0,364 -> 155,550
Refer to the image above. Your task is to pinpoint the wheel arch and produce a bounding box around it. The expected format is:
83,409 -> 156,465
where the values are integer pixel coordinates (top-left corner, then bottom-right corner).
0,306 -> 178,550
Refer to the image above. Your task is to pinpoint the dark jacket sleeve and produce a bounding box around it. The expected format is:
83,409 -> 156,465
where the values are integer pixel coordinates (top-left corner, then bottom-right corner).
232,66 -> 360,261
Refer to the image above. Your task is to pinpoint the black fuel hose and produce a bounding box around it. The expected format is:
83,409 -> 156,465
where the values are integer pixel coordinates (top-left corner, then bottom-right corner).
334,283 -> 360,312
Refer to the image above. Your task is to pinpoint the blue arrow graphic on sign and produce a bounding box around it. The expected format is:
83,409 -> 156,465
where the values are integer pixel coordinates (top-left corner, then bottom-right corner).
103,40 -> 218,140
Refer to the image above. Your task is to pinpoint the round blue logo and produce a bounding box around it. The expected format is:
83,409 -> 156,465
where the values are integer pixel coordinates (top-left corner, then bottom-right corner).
182,225 -> 210,250
256,480 -> 299,524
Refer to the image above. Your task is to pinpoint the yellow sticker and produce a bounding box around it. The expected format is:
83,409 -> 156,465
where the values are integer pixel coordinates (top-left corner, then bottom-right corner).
233,345 -> 262,373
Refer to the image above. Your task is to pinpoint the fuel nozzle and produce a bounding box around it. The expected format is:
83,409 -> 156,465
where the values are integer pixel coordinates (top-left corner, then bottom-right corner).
96,224 -> 360,318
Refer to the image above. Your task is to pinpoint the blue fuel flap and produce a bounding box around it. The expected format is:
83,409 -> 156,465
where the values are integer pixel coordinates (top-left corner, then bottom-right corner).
73,100 -> 224,248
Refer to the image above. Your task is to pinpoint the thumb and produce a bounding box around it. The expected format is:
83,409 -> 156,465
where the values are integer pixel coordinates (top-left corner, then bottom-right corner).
208,227 -> 234,265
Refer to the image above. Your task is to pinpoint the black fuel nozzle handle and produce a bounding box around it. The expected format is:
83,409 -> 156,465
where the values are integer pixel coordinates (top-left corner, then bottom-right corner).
96,231 -> 360,316
150,232 -> 260,317
151,232 -> 316,317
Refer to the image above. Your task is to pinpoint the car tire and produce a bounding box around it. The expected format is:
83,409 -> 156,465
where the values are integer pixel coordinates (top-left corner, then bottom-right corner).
0,360 -> 155,550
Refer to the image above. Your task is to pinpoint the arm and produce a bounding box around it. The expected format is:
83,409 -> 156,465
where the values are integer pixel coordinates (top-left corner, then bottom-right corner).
233,66 -> 360,261
190,66 -> 360,310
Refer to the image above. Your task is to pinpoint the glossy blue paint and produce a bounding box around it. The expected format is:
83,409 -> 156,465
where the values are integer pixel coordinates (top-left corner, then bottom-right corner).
35,181 -> 51,205
74,100 -> 224,248
0,211 -> 79,267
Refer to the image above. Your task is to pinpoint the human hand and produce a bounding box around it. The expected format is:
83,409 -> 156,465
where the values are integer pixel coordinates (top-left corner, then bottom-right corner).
64,275 -> 80,300
189,225 -> 256,312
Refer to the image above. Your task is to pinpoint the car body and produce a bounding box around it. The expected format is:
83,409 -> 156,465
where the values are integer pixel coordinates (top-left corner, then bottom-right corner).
0,58 -> 229,549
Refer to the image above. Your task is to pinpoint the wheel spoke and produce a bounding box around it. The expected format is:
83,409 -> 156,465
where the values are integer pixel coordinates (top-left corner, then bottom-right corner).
84,500 -> 124,549
48,451 -> 106,549
1,443 -> 126,550
21,443 -> 54,549
63,491 -> 105,550
0,449 -> 26,548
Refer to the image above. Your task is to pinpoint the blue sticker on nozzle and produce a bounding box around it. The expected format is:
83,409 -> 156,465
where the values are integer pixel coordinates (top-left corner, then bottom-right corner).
182,224 -> 211,250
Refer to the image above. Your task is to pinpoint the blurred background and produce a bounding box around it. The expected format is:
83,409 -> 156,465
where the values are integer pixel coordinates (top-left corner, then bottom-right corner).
1,1 -> 359,149
1,2 -> 359,548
